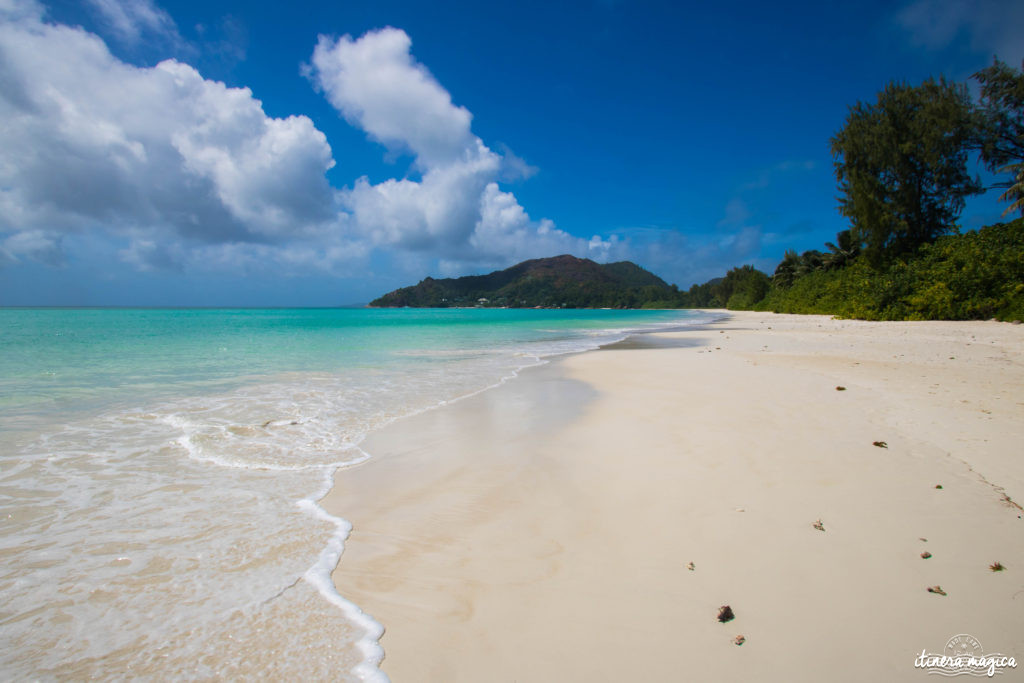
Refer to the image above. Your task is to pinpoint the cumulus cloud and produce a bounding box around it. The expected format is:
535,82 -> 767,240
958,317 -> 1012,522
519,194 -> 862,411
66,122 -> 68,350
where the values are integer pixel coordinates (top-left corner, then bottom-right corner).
0,1 -> 354,274
309,27 -> 606,271
0,7 -> 624,291
342,140 -> 501,250
310,27 -> 475,168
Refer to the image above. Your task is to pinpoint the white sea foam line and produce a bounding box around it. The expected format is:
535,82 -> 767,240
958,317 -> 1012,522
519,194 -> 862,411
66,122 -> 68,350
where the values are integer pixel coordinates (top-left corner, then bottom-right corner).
298,462 -> 387,683
292,355 -> 553,680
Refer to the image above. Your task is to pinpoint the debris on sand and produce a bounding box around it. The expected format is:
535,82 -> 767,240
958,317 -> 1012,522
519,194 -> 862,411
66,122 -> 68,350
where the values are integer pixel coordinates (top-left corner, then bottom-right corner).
686,562 -> 695,571
921,551 -> 932,559
927,586 -> 947,596
990,562 -> 1005,572
718,605 -> 735,623
873,441 -> 888,448
734,635 -> 746,646
836,386 -> 846,391
813,519 -> 825,532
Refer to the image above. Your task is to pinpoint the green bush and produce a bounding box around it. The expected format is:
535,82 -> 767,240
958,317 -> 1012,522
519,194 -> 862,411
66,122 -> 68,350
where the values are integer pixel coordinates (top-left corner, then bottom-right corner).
755,219 -> 1024,320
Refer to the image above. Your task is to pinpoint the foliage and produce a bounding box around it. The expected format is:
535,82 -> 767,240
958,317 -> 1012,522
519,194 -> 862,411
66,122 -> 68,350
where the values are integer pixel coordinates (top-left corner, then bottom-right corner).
719,265 -> 771,309
973,59 -> 1024,215
675,278 -> 724,308
755,219 -> 1024,321
370,255 -> 677,308
831,78 -> 982,264
663,267 -> 770,310
997,162 -> 1024,216
822,229 -> 861,269
772,250 -> 802,289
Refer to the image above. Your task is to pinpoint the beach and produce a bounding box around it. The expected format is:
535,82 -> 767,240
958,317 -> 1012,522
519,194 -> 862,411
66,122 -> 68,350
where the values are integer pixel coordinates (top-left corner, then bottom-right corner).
327,311 -> 1024,681
0,307 -> 702,678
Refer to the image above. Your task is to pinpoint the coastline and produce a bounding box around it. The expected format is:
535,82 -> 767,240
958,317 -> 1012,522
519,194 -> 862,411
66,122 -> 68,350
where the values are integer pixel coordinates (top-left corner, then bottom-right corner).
325,311 -> 1024,681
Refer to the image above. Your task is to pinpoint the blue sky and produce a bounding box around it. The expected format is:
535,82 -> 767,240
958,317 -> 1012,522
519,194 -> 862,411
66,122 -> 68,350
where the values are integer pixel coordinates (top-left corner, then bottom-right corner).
0,0 -> 1021,306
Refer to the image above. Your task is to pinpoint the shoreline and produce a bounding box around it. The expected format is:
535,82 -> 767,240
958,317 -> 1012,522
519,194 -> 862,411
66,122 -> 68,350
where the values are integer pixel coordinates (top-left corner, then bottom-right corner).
325,311 -> 1024,681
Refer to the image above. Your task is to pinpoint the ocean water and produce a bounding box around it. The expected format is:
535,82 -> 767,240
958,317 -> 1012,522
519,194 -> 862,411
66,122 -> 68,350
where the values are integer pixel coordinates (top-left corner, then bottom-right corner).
0,307 -> 716,679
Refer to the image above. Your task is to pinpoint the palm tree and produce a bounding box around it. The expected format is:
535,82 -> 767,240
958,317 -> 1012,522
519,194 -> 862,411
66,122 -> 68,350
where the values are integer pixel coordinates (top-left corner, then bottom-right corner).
998,162 -> 1024,217
823,229 -> 861,269
797,250 -> 824,276
772,250 -> 802,288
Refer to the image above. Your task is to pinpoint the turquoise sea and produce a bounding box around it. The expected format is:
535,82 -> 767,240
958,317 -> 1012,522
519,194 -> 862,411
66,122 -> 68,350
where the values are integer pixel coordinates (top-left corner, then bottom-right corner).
0,307 -> 716,679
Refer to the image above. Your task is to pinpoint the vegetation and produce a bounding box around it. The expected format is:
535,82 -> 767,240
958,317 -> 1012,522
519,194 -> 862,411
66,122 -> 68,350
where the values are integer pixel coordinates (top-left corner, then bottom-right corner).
974,59 -> 1024,216
370,255 -> 678,308
830,78 -> 982,265
757,219 -> 1024,320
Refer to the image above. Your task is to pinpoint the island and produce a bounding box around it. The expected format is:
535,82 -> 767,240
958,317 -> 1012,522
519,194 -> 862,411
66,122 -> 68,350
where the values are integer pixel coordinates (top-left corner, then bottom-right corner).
369,255 -> 678,308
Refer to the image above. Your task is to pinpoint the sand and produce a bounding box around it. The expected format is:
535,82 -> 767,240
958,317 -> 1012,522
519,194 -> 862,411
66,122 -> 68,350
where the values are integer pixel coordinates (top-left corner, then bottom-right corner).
325,311 -> 1024,681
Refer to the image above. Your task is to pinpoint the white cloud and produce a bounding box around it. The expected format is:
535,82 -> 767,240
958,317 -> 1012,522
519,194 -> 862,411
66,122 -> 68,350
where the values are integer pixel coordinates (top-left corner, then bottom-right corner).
0,1 -> 350,274
469,183 -> 593,263
343,140 -> 501,250
0,9 -> 639,291
310,27 -> 475,169
310,27 -> 606,271
0,0 -> 43,21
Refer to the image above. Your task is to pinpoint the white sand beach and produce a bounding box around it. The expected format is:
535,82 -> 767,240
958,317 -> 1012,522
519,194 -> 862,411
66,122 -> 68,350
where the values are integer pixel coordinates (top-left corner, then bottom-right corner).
326,311 -> 1024,681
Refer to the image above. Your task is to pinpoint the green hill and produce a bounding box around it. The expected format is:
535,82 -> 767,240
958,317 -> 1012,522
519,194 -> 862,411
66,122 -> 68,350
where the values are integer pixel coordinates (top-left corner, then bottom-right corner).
369,255 -> 674,308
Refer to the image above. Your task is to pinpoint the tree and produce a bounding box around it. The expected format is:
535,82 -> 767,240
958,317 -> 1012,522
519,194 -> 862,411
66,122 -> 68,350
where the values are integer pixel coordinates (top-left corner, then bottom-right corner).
974,59 -> 1024,216
999,163 -> 1024,216
822,229 -> 861,269
718,265 -> 770,309
772,250 -> 802,288
797,249 -> 824,276
830,78 -> 983,264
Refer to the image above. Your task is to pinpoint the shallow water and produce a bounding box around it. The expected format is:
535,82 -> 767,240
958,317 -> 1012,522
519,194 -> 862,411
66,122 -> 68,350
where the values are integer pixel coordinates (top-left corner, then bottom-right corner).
0,307 -> 714,679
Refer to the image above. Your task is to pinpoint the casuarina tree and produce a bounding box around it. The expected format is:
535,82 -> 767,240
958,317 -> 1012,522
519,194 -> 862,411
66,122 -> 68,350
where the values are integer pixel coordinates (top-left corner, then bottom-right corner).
830,78 -> 982,264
